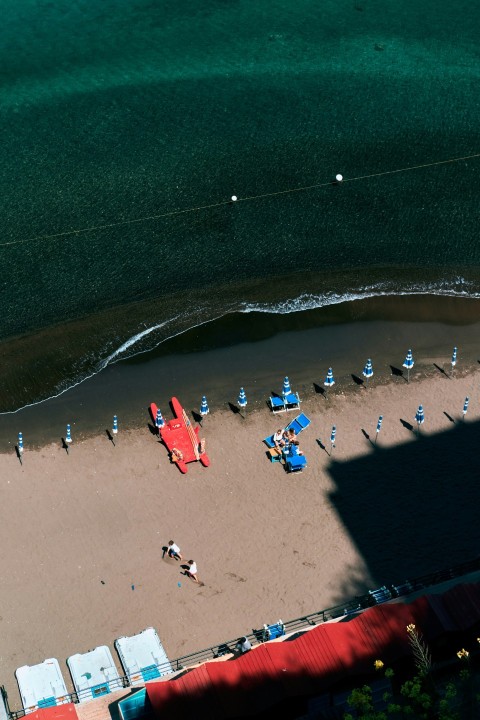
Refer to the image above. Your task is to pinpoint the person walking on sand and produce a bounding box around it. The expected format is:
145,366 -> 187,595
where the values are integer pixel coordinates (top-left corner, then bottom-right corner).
185,559 -> 199,583
167,540 -> 182,561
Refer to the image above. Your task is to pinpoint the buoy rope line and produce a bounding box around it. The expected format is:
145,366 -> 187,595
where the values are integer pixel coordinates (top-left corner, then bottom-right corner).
1,151 -> 479,249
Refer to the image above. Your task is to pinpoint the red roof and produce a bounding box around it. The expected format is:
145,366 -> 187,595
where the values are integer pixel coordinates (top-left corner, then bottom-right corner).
27,705 -> 78,720
145,581 -> 480,719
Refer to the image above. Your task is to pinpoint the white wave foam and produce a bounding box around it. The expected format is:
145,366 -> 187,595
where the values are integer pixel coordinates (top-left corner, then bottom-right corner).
240,279 -> 480,315
2,279 -> 480,415
101,318 -> 175,366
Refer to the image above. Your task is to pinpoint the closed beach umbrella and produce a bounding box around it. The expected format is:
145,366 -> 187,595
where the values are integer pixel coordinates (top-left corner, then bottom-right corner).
375,415 -> 383,444
403,349 -> 414,383
18,432 -> 23,454
451,346 -> 457,376
462,396 -> 469,419
324,368 -> 335,388
155,408 -> 165,429
362,358 -> 373,387
113,415 -> 118,435
415,404 -> 424,431
282,376 -> 291,398
200,395 -> 209,417
237,387 -> 247,409
65,423 -> 72,444
330,425 -> 336,450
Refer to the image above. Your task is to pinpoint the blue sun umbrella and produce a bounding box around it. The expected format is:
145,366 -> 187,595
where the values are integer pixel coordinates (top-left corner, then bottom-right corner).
324,367 -> 335,388
65,423 -> 72,444
451,346 -> 457,375
375,415 -> 383,444
200,396 -> 209,417
362,358 -> 373,387
415,404 -> 424,431
18,432 -> 23,454
237,387 -> 247,409
155,408 -> 165,429
330,425 -> 336,452
462,396 -> 469,419
282,376 -> 292,398
403,349 -> 414,383
112,415 -> 118,435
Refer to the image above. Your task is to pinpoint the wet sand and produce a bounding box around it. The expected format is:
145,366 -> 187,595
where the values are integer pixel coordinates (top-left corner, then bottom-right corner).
1,319 -> 480,708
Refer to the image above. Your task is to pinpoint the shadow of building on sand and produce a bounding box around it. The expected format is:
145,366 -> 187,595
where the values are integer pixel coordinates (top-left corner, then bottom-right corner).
326,419 -> 480,602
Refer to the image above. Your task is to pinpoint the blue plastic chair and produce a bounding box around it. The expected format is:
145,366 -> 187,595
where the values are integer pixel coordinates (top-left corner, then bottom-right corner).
285,455 -> 307,473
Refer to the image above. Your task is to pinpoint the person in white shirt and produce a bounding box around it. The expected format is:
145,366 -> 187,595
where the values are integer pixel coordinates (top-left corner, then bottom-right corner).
185,559 -> 199,583
167,540 -> 182,560
273,429 -> 285,448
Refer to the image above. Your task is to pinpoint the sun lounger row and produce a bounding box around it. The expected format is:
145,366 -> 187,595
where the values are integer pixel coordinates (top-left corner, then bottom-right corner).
15,628 -> 172,712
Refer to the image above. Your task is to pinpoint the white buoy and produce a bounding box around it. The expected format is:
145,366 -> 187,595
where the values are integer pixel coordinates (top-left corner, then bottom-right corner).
335,174 -> 343,183
231,195 -> 238,202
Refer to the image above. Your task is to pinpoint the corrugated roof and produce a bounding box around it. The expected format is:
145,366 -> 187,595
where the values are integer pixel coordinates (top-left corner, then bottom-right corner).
27,705 -> 78,720
145,581 -> 480,719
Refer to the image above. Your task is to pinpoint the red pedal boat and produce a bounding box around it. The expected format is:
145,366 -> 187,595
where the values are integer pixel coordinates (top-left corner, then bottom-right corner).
149,397 -> 210,474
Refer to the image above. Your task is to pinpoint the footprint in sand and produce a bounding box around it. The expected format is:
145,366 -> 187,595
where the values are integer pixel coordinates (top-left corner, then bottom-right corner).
302,561 -> 316,569
226,572 -> 246,582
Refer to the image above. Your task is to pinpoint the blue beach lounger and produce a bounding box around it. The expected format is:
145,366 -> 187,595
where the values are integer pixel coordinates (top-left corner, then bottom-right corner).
264,413 -> 311,448
284,392 -> 301,411
269,395 -> 286,413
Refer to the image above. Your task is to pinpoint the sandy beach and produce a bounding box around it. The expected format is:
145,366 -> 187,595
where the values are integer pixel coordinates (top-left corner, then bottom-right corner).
1,336 -> 480,709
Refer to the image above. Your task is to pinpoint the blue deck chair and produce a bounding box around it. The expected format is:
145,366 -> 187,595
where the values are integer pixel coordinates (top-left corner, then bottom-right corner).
262,621 -> 285,642
264,413 -> 311,448
269,395 -> 286,413
285,454 -> 307,473
286,412 -> 311,435
284,391 -> 301,411
368,585 -> 392,604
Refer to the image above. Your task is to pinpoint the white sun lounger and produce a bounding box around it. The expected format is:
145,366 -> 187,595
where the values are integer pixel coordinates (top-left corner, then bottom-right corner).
67,646 -> 121,703
115,627 -> 173,686
16,659 -> 69,713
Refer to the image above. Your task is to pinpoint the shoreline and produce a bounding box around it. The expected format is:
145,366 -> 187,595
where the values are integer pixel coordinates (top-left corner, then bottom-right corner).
0,292 -> 479,418
0,294 -> 479,451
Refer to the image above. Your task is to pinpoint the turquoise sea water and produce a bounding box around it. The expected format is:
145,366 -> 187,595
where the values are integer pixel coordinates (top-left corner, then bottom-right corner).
1,0 -> 480,411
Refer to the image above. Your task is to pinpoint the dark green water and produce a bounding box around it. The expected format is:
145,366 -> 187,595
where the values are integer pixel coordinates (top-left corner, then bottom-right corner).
1,0 -> 480,411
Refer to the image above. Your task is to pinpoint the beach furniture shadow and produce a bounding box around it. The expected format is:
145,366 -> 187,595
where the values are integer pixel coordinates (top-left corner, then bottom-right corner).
191,409 -> 202,424
15,445 -> 23,465
147,422 -> 158,436
399,419 -> 414,432
105,429 -> 115,446
433,363 -> 449,378
443,411 -> 455,424
390,365 -> 404,379
316,438 -> 328,453
228,402 -> 241,415
351,374 -> 364,387
313,383 -> 326,396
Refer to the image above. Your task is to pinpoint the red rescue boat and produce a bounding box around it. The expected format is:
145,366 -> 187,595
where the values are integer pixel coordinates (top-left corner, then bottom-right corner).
149,397 -> 210,474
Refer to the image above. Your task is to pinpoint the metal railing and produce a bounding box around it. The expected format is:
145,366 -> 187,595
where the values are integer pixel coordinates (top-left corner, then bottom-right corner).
4,555 -> 480,718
